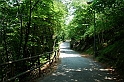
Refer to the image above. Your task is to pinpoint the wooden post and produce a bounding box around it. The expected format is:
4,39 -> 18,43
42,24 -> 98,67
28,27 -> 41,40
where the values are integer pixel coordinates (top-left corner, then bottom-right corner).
55,50 -> 56,60
58,49 -> 60,58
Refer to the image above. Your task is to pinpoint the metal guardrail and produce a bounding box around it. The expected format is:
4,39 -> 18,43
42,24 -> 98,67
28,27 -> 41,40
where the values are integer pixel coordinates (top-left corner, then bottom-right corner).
0,49 -> 60,82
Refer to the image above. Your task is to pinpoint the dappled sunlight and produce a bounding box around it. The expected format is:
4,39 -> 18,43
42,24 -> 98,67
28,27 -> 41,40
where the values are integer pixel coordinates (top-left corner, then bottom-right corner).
58,42 -> 117,81
45,57 -> 117,82
60,49 -> 74,53
60,48 -> 81,58
59,53 -> 81,58
71,79 -> 78,82
36,42 -> 123,82
105,76 -> 117,80
60,41 -> 70,49
43,62 -> 118,82
94,79 -> 101,82
60,41 -> 78,58
99,68 -> 115,72
52,72 -> 66,76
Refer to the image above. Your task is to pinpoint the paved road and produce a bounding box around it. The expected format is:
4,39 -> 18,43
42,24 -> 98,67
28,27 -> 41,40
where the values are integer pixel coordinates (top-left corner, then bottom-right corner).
36,41 -> 118,82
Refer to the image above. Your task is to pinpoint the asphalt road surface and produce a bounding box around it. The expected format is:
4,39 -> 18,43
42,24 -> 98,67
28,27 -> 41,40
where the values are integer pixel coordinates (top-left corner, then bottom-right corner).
36,41 -> 120,82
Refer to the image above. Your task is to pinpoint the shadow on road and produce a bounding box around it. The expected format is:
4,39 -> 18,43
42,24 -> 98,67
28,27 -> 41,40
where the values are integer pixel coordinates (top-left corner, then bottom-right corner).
36,41 -> 123,82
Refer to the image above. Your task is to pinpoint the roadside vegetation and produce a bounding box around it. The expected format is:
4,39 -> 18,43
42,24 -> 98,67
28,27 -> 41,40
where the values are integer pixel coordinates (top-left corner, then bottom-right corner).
0,0 -> 67,81
66,0 -> 124,75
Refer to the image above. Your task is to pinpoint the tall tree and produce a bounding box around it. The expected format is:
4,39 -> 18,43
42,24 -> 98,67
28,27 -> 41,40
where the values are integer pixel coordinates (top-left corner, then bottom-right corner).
0,0 -> 67,81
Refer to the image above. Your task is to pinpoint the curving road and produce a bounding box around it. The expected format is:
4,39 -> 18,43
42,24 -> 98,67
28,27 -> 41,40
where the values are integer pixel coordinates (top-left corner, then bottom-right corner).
36,41 -> 121,82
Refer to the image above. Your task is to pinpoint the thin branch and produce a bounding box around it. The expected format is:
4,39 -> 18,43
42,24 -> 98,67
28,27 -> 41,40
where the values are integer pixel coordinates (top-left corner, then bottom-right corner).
31,0 -> 41,10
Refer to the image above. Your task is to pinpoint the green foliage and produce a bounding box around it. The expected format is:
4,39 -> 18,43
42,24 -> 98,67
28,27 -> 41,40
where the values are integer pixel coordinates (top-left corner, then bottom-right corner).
67,4 -> 89,40
0,0 -> 67,81
67,0 -> 124,72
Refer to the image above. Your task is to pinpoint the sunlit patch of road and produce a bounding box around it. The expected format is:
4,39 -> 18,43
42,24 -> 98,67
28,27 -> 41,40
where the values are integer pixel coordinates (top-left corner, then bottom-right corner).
36,41 -> 123,82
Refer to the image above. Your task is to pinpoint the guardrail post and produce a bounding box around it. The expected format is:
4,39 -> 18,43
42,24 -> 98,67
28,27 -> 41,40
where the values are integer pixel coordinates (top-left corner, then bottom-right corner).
0,48 -> 60,82
52,51 -> 55,64
57,49 -> 60,58
55,50 -> 56,60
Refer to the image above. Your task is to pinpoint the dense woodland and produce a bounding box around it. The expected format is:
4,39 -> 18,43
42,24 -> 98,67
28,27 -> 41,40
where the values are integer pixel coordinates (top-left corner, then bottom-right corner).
0,0 -> 67,81
67,0 -> 124,74
0,0 -> 124,81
